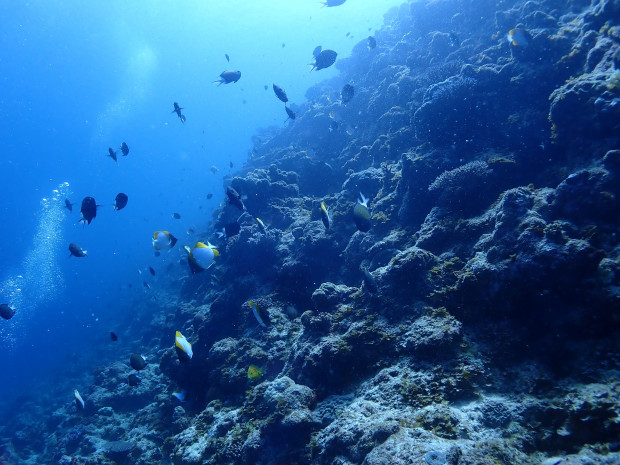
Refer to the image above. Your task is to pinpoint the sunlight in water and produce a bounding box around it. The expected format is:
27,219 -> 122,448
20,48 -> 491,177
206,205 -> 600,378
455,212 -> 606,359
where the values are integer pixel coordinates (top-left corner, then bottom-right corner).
0,181 -> 70,348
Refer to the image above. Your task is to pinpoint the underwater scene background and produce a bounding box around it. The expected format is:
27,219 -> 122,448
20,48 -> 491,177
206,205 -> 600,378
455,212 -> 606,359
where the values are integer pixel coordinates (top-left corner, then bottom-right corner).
1,0 -> 619,464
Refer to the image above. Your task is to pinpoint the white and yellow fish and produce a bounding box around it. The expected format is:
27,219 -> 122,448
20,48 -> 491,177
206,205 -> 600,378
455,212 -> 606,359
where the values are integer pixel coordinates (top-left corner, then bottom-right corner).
188,241 -> 219,274
152,231 -> 178,250
175,330 -> 193,362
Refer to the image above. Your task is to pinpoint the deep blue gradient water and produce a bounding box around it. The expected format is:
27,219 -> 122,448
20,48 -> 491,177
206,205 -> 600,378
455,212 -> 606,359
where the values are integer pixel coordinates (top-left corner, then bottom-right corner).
0,1 -> 404,405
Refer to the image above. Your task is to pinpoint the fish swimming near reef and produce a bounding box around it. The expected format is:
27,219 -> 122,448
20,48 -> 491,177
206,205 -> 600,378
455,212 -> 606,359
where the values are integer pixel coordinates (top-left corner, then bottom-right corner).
247,365 -> 263,380
353,192 -> 371,232
341,84 -> 354,104
214,70 -> 241,86
273,84 -> 288,103
255,217 -> 267,232
506,28 -> 529,47
320,201 -> 331,230
367,36 -> 377,49
120,142 -> 129,156
130,353 -> 147,371
74,389 -> 85,410
249,301 -> 270,327
80,196 -> 99,225
0,304 -> 16,320
64,198 -> 74,212
172,212 -> 182,219
172,389 -> 186,402
110,331 -> 118,341
188,242 -> 219,274
148,266 -> 156,276
152,231 -> 178,250
311,49 -> 337,71
226,186 -> 246,211
175,330 -> 193,362
285,105 -> 296,122
114,193 -> 128,211
172,102 -> 186,123
68,243 -> 87,257
361,265 -> 378,293
128,374 -> 141,386
107,147 -> 118,162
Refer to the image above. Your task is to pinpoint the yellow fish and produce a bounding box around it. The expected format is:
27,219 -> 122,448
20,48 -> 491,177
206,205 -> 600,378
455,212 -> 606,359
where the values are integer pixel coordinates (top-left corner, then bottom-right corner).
247,365 -> 263,380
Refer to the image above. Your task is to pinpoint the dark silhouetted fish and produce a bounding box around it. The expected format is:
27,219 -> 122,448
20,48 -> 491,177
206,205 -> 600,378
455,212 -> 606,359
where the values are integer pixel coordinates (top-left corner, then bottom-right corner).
322,0 -> 346,6
353,192 -> 371,232
226,186 -> 246,211
128,374 -> 141,386
285,105 -> 296,121
312,45 -> 322,59
225,53 -> 230,62
149,266 -> 156,276
172,102 -> 186,124
273,84 -> 288,103
172,212 -> 181,219
311,49 -> 337,71
130,353 -> 146,371
108,148 -> 118,162
110,331 -> 118,341
361,266 -> 378,293
64,199 -> 74,212
68,243 -> 87,257
341,84 -> 354,103
0,304 -> 16,320
114,193 -> 128,211
80,196 -> 98,225
367,36 -> 377,49
120,142 -> 129,156
206,193 -> 213,199
214,70 -> 241,86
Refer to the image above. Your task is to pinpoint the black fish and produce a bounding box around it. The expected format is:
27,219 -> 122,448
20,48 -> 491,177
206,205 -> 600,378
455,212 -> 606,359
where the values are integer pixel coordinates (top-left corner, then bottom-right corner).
226,186 -> 246,211
172,102 -> 186,124
225,221 -> 241,238
322,0 -> 346,6
128,374 -> 141,386
130,353 -> 146,371
108,147 -> 118,162
206,193 -> 213,199
64,199 -> 74,212
143,281 -> 150,289
312,45 -> 322,59
341,84 -> 354,103
80,196 -> 98,225
149,266 -> 156,276
361,266 -> 378,293
273,84 -> 288,103
110,331 -> 118,341
311,49 -> 337,71
285,105 -> 296,121
264,84 -> 268,90
172,212 -> 181,219
367,36 -> 377,49
114,193 -> 128,211
225,53 -> 230,62
0,304 -> 16,320
68,243 -> 87,257
229,161 -> 233,168
120,142 -> 129,156
214,70 -> 241,86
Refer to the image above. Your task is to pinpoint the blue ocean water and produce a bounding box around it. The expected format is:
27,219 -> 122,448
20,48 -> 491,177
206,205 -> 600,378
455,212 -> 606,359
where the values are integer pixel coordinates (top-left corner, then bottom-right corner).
0,1 -> 403,406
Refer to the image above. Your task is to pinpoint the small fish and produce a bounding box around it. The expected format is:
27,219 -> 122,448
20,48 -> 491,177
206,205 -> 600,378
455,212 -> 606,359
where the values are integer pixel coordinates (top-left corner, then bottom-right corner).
249,301 -> 270,327
153,231 -> 178,250
341,83 -> 354,104
264,84 -> 268,91
214,70 -> 241,86
172,212 -> 181,219
229,161 -> 233,168
80,196 -> 99,225
143,281 -> 150,289
188,242 -> 219,274
361,266 -> 378,293
186,228 -> 195,235
68,243 -> 87,258
353,192 -> 371,232
172,102 -> 186,124
110,331 -> 118,341
0,304 -> 16,320
130,353 -> 147,371
321,0 -> 346,7
256,217 -> 267,231
64,199 -> 74,212
128,374 -> 141,386
367,36 -> 377,49
175,330 -> 193,362
148,266 -> 156,276
320,201 -> 331,230
108,147 -> 118,162
210,165 -> 219,174
273,84 -> 288,103
506,28 -> 529,47
114,193 -> 128,211
225,53 -> 230,62
206,193 -> 213,200
171,389 -> 186,402
285,105 -> 296,121
74,389 -> 85,410
310,49 -> 337,71
120,142 -> 129,156
247,365 -> 263,380
226,186 -> 246,211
